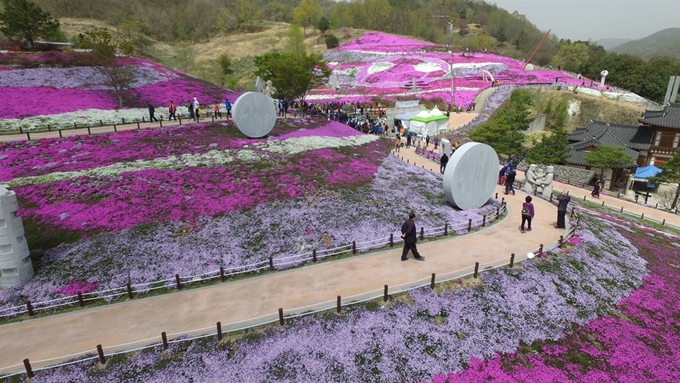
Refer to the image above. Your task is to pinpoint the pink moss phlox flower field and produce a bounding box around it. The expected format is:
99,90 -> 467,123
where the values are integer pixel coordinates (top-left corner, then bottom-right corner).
0,56 -> 237,119
0,120 -> 498,316
314,32 -> 603,105
20,215 -> 667,382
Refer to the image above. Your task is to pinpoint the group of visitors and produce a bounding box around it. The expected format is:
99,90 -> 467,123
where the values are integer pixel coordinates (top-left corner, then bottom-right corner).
146,98 -> 233,123
499,162 -> 517,196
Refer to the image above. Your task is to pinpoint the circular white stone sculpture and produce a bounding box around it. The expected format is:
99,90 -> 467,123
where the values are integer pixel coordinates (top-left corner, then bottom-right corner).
443,142 -> 498,209
0,185 -> 34,287
439,138 -> 452,157
232,92 -> 277,138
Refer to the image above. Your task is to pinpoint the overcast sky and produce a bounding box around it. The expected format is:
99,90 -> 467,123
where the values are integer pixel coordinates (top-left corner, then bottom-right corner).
488,0 -> 680,41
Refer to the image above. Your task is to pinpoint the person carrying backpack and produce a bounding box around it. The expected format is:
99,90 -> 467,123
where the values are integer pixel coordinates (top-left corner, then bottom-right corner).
168,101 -> 177,120
521,196 -> 535,234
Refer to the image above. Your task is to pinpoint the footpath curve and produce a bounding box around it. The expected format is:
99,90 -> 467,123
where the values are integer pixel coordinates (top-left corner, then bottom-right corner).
0,147 -> 566,376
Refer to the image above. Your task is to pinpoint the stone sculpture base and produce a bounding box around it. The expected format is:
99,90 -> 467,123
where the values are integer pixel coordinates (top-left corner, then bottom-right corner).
232,92 -> 277,138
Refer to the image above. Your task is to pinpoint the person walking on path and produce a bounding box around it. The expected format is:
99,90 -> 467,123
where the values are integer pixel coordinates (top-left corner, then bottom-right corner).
591,178 -> 601,198
425,135 -> 430,148
147,102 -> 158,122
188,100 -> 194,120
504,167 -> 516,195
168,101 -> 177,120
556,191 -> 570,229
521,196 -> 535,233
193,97 -> 200,121
401,213 -> 425,261
225,99 -> 232,120
440,152 -> 449,174
214,103 -> 222,118
406,133 -> 412,149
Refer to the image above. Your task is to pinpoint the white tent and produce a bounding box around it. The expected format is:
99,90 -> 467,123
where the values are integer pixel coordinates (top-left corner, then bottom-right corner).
408,106 -> 449,136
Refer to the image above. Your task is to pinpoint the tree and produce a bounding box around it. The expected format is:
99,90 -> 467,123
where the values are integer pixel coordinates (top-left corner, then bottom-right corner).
293,0 -> 321,36
174,43 -> 196,73
650,151 -> 680,210
254,52 -> 330,102
0,0 -> 60,49
473,31 -> 492,51
325,34 -> 339,49
236,0 -> 261,31
317,16 -> 330,35
365,0 -> 391,31
470,89 -> 533,157
89,38 -> 138,109
285,23 -> 307,57
525,127 -> 570,165
551,42 -> 590,72
583,145 -> 635,179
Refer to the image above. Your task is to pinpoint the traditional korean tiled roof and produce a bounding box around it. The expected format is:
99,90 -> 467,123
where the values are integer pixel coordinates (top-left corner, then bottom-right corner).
639,103 -> 680,129
567,120 -> 653,151
566,120 -> 648,168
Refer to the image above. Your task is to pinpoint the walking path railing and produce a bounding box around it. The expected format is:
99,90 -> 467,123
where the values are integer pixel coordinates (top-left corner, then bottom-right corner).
0,201 -> 507,320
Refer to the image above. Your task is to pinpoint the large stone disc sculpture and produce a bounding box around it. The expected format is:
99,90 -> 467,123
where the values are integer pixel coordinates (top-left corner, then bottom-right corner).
232,92 -> 277,138
443,142 -> 498,209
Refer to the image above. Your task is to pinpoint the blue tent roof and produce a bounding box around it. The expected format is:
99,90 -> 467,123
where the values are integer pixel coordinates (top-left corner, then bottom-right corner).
634,165 -> 662,180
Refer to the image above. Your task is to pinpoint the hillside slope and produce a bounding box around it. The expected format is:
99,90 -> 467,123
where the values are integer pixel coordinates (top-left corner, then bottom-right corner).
0,51 -> 238,131
609,28 -> 680,59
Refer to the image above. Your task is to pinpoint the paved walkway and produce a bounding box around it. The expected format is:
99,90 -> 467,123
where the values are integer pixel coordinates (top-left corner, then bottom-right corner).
0,147 -> 566,375
551,181 -> 680,227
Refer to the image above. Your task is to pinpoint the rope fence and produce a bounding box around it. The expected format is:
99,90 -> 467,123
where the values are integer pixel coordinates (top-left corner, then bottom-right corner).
0,203 -> 507,320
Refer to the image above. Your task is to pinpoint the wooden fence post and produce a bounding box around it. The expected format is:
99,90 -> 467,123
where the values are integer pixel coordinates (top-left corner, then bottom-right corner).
23,359 -> 34,378
97,344 -> 106,364
389,234 -> 393,247
175,274 -> 182,290
137,122 -> 141,130
26,300 -> 34,316
113,125 -> 117,132
641,213 -> 644,220
444,222 -> 448,236
468,219 -> 472,231
620,206 -> 624,213
26,132 -> 31,141
539,244 -> 544,257
559,235 -> 564,248
430,273 -> 436,289
509,253 -> 515,268
269,256 -> 274,271
78,292 -> 84,307
312,249 -> 317,262
383,285 -> 388,302
161,332 -> 168,351
482,215 -> 486,227
473,262 -> 479,278
220,266 -> 225,281
58,129 -> 63,138
87,127 -> 91,135
352,241 -> 356,254
127,280 -> 134,299
337,296 -> 342,313
419,227 -> 424,240
278,308 -> 285,325
216,322 -> 223,341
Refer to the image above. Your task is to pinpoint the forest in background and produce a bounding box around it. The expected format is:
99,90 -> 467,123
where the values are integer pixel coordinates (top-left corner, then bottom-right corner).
3,0 -> 680,102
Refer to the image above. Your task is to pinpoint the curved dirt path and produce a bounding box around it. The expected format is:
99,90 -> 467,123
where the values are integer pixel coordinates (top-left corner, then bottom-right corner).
0,145 -> 566,375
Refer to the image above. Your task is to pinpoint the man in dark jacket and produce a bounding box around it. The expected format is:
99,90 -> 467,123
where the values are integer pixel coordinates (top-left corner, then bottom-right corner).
504,167 -> 516,195
147,102 -> 158,122
401,213 -> 425,261
556,192 -> 570,228
440,152 -> 449,174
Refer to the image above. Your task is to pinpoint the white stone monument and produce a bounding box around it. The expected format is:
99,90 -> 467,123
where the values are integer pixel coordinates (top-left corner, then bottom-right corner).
0,185 -> 33,288
600,70 -> 609,87
439,138 -> 452,157
443,143 -> 498,209
255,76 -> 264,93
232,92 -> 277,138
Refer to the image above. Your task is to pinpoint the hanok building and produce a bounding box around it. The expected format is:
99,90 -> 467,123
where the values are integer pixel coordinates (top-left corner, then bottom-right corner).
638,102 -> 680,167
566,120 -> 653,189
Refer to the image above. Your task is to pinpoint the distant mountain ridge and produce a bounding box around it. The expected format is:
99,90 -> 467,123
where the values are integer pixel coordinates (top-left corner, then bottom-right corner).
597,38 -> 632,50
608,28 -> 680,59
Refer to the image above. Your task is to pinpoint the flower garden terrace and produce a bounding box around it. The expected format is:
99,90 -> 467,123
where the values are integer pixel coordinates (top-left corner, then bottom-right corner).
0,52 -> 238,133
0,118 -> 503,319
308,31 -> 606,106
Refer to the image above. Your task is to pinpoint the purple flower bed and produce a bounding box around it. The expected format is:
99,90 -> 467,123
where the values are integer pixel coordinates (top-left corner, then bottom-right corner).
0,119 -> 500,316
19,215 -> 655,382
336,31 -> 435,52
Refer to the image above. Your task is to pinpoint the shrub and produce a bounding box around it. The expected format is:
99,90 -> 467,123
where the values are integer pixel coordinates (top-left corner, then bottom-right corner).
325,34 -> 339,49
